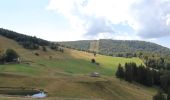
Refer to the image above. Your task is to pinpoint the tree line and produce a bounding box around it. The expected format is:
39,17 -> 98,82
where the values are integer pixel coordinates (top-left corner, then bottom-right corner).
0,28 -> 60,50
0,28 -> 65,53
144,56 -> 170,70
116,62 -> 170,100
116,62 -> 161,86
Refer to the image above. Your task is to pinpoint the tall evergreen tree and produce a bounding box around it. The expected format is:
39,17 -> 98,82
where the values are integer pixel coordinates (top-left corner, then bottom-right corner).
125,63 -> 133,82
168,87 -> 170,100
116,64 -> 124,79
146,68 -> 153,86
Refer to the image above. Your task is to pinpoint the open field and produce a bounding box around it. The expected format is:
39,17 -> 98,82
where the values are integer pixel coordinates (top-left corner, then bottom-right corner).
0,74 -> 156,100
0,36 -> 156,100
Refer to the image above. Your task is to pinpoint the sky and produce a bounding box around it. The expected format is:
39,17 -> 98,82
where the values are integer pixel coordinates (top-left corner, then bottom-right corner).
0,0 -> 170,48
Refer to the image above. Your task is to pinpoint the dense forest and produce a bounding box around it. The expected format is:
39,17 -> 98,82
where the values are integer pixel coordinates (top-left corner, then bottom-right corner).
116,62 -> 170,100
60,39 -> 170,57
61,38 -> 170,99
60,40 -> 91,51
0,28 -> 65,64
0,28 -> 50,49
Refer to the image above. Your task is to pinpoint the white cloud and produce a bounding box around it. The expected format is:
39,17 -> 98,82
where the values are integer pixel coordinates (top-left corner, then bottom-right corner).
130,0 -> 170,38
46,0 -> 170,40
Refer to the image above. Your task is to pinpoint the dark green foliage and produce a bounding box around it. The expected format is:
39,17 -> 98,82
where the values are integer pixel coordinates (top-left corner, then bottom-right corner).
146,68 -> 154,86
0,49 -> 19,63
160,71 -> 170,92
136,65 -> 153,86
153,70 -> 161,86
0,28 -> 49,50
124,63 -> 133,82
99,39 -> 170,56
153,90 -> 166,100
60,40 -> 91,51
22,42 -> 39,49
116,64 -> 124,79
143,56 -> 170,70
91,59 -> 96,63
165,62 -> 170,70
116,62 -> 157,86
5,49 -> 19,62
168,87 -> 170,100
116,53 -> 136,58
34,53 -> 39,56
60,39 -> 170,57
50,43 -> 59,51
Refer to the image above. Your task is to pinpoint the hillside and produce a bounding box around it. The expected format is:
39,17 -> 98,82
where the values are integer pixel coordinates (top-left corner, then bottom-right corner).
0,35 -> 156,100
0,28 -> 51,50
60,39 -> 170,56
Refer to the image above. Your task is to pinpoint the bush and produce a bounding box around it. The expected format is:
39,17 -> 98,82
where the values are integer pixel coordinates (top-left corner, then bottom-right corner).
91,59 -> 96,63
34,52 -> 39,56
5,49 -> 19,62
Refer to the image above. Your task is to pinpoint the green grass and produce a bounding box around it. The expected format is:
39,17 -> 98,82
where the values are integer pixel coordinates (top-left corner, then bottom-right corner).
37,58 -> 113,76
0,36 -> 157,100
0,64 -> 41,75
0,35 -> 144,76
96,56 -> 144,74
0,54 -> 144,76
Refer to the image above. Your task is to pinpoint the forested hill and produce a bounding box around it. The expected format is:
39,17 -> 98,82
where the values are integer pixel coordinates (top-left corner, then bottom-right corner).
0,28 -> 54,50
1,28 -> 170,56
60,39 -> 170,56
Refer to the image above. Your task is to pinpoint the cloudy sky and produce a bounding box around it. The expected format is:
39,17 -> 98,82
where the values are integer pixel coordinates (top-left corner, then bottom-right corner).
0,0 -> 170,48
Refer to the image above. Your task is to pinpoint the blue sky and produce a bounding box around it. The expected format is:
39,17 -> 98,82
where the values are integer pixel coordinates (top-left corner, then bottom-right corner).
0,0 -> 170,48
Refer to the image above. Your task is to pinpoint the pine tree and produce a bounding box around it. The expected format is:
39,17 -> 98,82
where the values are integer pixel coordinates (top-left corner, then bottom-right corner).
168,87 -> 170,100
125,63 -> 133,82
116,64 -> 124,79
146,68 -> 153,86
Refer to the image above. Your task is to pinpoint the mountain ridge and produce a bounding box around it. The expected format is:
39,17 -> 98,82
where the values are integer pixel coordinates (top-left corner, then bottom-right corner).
59,39 -> 170,56
0,28 -> 170,57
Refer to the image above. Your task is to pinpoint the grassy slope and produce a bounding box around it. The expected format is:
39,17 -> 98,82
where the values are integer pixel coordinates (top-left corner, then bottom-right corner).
0,35 -> 156,100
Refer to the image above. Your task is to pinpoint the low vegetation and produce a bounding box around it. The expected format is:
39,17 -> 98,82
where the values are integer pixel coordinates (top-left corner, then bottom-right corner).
60,39 -> 170,56
0,48 -> 19,64
115,62 -> 170,100
1,29 -> 169,100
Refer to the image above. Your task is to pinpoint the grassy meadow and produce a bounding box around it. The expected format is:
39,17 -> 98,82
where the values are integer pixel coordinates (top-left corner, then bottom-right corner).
0,36 -> 156,100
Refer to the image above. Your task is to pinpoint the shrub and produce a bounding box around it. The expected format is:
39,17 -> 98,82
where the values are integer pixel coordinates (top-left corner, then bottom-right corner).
34,52 -> 39,56
5,49 -> 19,62
91,59 -> 96,63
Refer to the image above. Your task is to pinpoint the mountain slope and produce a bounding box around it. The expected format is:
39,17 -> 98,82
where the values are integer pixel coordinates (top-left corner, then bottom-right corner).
0,35 -> 156,100
60,39 -> 170,56
0,35 -> 144,76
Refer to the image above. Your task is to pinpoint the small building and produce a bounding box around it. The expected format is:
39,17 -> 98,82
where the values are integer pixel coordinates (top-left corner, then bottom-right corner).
90,72 -> 100,77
